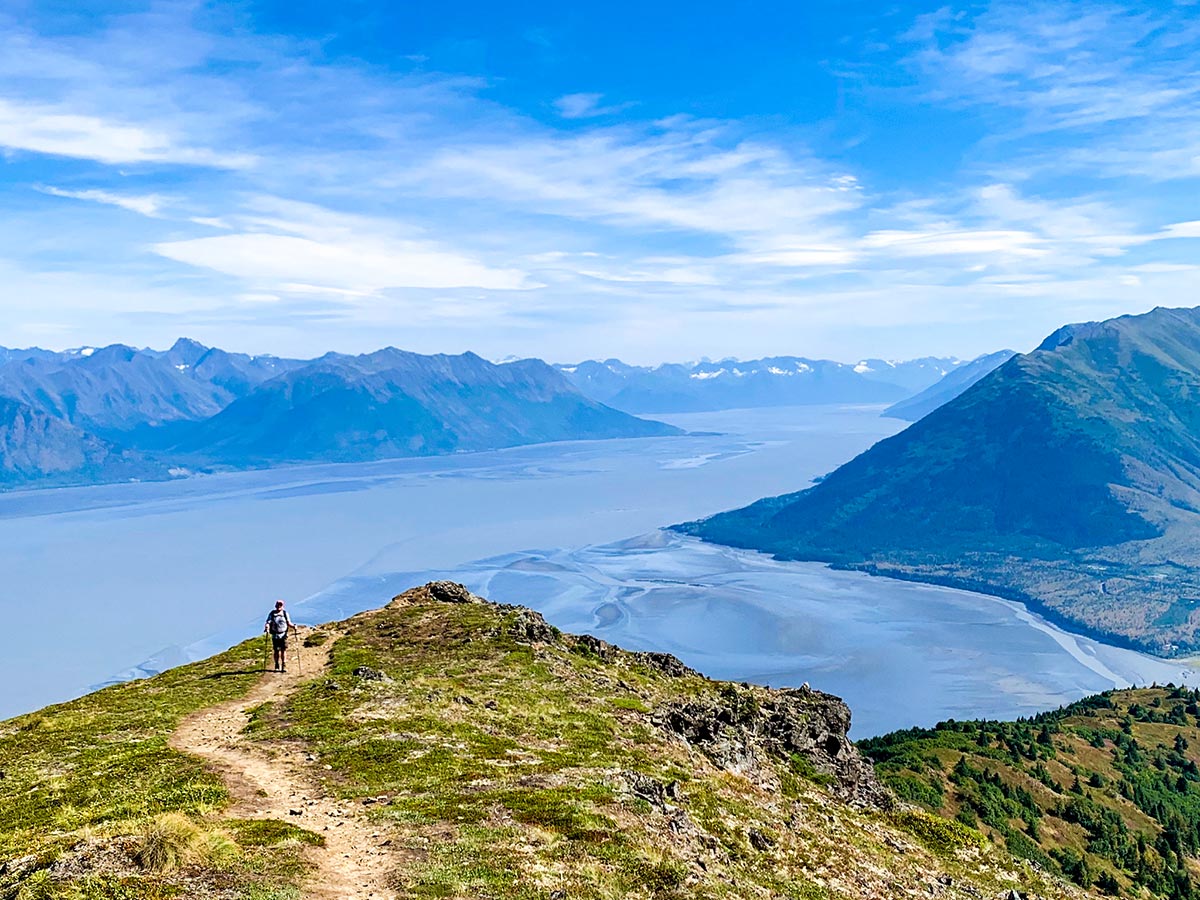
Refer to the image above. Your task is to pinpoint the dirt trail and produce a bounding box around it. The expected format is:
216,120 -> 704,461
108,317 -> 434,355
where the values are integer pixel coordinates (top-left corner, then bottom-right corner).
170,631 -> 396,899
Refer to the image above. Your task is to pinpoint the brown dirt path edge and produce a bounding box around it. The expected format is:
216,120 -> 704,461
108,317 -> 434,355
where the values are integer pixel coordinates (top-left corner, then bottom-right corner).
170,630 -> 397,900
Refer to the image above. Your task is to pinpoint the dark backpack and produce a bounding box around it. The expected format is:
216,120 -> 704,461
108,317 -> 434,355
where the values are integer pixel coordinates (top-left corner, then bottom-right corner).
268,609 -> 289,636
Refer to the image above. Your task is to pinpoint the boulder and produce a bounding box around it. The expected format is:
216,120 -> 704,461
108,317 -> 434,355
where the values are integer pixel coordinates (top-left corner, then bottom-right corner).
509,609 -> 559,644
633,651 -> 699,678
352,666 -> 390,682
426,581 -> 482,604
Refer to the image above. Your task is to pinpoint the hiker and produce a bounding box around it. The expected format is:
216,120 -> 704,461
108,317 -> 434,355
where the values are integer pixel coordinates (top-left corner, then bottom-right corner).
264,600 -> 295,672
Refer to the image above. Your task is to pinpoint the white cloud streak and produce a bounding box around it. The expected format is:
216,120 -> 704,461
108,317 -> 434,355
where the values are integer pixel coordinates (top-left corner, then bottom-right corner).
0,97 -> 253,168
554,92 -> 635,119
35,185 -> 168,217
153,198 -> 532,293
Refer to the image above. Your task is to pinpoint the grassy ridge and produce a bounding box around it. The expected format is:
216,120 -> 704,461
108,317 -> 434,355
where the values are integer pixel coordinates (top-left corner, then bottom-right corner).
236,586 -> 1085,899
2,586 -> 1095,899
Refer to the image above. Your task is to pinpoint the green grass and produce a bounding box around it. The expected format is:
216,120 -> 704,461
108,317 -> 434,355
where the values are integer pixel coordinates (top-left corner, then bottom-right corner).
224,820 -> 325,849
235,591 -> 1081,899
2,586 -> 1094,900
888,810 -> 986,856
0,640 -> 316,899
0,640 -> 263,858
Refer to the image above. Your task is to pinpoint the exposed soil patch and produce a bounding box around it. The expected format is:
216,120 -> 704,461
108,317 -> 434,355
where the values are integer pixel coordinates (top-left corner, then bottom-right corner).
170,631 -> 397,899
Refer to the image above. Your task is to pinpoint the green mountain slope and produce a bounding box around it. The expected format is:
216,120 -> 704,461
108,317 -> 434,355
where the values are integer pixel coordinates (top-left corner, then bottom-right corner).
882,350 -> 1017,422
862,686 -> 1200,900
1,584 -> 1088,900
679,306 -> 1200,654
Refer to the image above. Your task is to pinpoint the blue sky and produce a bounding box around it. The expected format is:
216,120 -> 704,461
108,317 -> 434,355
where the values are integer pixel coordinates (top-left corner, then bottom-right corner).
1,0 -> 1198,363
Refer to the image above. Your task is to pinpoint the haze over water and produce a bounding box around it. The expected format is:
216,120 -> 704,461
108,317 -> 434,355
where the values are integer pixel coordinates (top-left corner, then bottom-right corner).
3,405 -> 1195,733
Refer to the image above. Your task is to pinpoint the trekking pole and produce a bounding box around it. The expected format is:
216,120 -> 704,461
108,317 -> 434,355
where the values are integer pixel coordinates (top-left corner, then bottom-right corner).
294,627 -> 303,675
263,633 -> 271,672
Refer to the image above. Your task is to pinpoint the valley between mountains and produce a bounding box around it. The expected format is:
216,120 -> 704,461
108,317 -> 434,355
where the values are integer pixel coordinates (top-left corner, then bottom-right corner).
0,340 -> 986,490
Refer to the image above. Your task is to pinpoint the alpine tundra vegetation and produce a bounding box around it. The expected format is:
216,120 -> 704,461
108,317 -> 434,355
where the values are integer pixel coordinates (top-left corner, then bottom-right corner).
0,584 -> 1091,900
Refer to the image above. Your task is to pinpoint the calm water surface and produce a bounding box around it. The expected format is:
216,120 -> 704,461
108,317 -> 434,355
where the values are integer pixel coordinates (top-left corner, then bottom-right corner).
5,404 -> 1194,734
0,405 -> 894,717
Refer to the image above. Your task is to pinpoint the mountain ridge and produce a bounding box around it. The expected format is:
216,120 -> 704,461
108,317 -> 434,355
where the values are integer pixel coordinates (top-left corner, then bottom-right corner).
0,340 -> 679,488
159,349 -> 679,464
678,306 -> 1200,655
883,349 -> 1018,422
0,581 -> 1092,900
556,355 -> 966,413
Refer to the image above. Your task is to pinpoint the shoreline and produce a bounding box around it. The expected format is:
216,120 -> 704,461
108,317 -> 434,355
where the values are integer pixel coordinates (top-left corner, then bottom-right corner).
67,530 -> 1200,740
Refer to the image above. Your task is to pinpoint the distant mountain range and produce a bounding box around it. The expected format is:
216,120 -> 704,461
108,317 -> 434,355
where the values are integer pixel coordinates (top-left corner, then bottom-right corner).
0,339 -> 678,488
0,339 -> 1010,492
555,356 -> 967,413
157,349 -> 677,464
0,338 -> 300,436
0,398 -> 164,487
679,306 -> 1200,655
882,350 -> 1017,422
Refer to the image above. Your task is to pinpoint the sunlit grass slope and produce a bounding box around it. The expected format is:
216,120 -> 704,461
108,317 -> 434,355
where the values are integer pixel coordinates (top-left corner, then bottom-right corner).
2,583 -> 1093,899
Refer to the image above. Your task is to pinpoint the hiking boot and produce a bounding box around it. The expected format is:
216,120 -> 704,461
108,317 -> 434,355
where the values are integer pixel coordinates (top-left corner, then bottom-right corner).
281,666 -> 287,673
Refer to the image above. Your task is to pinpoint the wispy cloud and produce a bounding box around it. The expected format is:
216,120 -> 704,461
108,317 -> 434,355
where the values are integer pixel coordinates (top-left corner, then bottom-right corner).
904,3 -> 1200,179
35,185 -> 168,217
553,92 -> 635,119
0,98 -> 251,167
153,198 -> 534,293
415,121 -> 862,255
0,1 -> 1197,362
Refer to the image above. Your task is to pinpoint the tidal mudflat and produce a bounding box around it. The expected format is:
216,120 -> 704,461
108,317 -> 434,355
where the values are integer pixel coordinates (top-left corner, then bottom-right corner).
304,530 -> 1199,737
0,405 -> 898,717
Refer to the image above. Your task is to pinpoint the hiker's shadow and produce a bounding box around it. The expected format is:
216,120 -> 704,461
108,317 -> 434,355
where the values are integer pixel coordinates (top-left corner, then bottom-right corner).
201,669 -> 268,679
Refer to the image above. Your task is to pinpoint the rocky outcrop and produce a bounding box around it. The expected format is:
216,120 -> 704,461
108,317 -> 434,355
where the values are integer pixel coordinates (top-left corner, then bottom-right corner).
659,683 -> 892,810
633,650 -> 699,678
509,608 -> 559,643
573,633 -> 698,677
425,581 -> 482,604
399,582 -> 891,809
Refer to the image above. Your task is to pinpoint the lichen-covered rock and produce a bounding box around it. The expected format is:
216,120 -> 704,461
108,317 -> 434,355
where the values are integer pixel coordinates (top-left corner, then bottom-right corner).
509,609 -> 559,644
618,770 -> 681,812
49,837 -> 139,879
353,666 -> 391,682
632,651 -> 699,678
659,683 -> 893,810
0,855 -> 37,878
